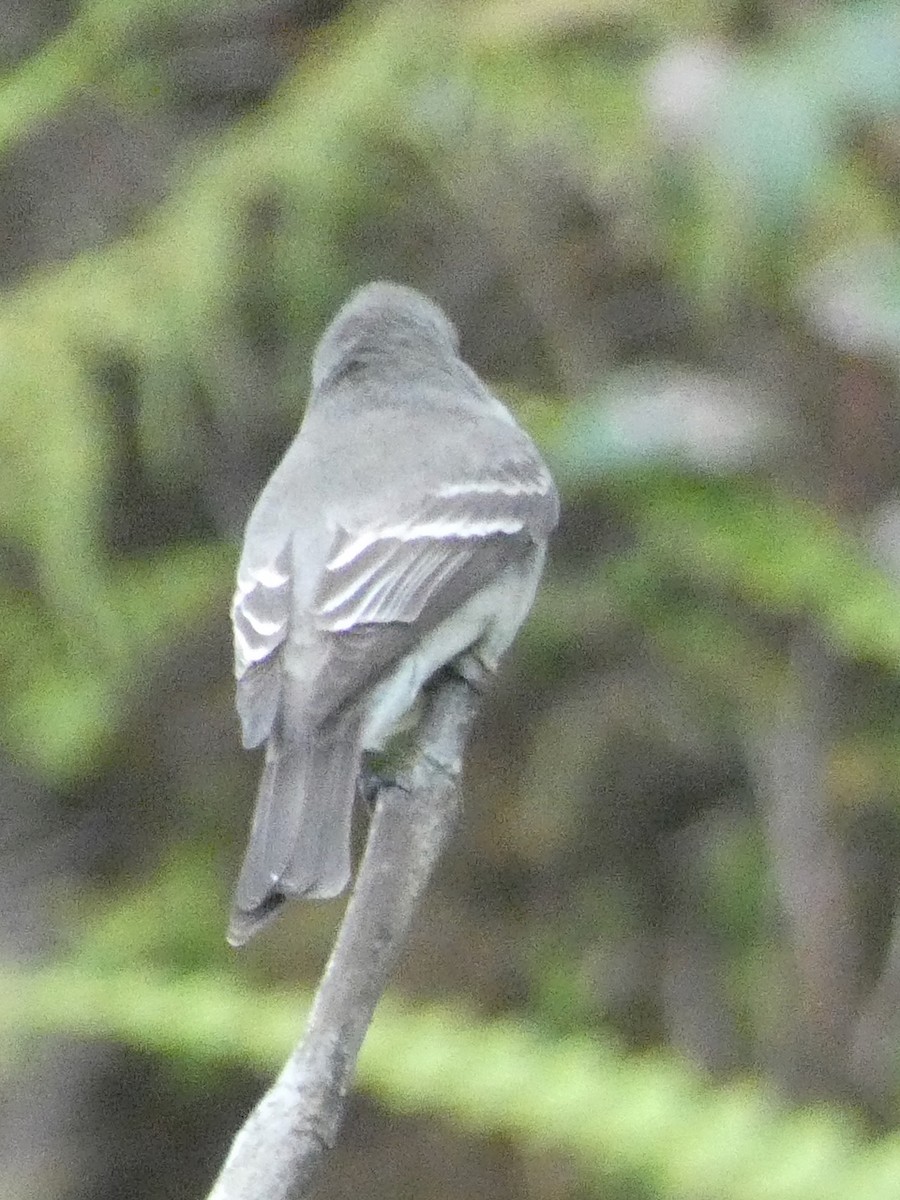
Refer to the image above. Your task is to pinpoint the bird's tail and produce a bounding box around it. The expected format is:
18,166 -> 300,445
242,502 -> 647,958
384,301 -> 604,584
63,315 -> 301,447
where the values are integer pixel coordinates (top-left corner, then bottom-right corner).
227,713 -> 362,946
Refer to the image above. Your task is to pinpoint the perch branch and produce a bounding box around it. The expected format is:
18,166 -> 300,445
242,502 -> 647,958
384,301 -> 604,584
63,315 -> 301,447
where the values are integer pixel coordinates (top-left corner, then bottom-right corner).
206,673 -> 479,1200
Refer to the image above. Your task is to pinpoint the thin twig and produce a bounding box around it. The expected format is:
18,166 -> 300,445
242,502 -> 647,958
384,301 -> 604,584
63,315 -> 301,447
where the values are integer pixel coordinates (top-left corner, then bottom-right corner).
206,674 -> 479,1200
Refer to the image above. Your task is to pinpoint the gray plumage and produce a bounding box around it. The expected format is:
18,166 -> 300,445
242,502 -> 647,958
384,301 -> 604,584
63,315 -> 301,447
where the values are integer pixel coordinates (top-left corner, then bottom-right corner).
228,281 -> 558,946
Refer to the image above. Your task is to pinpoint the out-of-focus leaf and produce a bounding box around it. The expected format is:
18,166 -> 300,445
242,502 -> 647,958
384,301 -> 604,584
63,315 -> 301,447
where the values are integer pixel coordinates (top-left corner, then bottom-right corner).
644,39 -> 730,148
802,239 -> 900,358
72,846 -> 233,973
469,0 -> 642,47
1,543 -> 233,782
554,368 -> 782,480
712,67 -> 829,230
0,0 -> 220,152
804,3 -> 900,114
4,958 -> 900,1200
619,476 -> 900,673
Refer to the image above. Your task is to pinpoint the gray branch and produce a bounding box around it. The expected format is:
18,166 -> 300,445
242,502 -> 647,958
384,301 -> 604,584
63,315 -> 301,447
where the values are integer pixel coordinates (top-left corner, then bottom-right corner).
206,674 -> 479,1200
746,628 -> 861,1095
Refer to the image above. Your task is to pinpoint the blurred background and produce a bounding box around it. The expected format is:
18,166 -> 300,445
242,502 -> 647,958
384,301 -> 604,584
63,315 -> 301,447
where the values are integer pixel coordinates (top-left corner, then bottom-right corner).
6,0 -> 900,1197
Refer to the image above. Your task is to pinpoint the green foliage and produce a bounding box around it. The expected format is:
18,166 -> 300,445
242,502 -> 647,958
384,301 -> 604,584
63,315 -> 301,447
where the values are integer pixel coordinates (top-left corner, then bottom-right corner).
5,954 -> 900,1200
6,0 -> 900,778
0,0 -> 218,149
623,477 -> 900,672
71,847 -> 236,973
5,0 -> 900,1193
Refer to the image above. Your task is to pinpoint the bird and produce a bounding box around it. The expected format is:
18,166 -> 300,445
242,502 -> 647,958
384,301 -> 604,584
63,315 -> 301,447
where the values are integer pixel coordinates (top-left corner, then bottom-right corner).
228,281 -> 558,945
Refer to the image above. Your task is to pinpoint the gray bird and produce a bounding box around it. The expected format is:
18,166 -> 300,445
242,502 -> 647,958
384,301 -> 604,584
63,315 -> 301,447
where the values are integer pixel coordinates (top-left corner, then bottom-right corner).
228,281 -> 558,945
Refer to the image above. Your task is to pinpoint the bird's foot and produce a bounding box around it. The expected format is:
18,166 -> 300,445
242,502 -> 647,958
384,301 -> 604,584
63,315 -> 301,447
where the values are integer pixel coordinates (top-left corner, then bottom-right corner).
430,653 -> 492,698
357,755 -> 407,811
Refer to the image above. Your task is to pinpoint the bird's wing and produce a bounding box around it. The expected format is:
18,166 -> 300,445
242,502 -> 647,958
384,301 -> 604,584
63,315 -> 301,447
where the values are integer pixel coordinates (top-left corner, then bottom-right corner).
233,455 -> 557,742
232,540 -> 292,748
316,455 -> 556,630
301,455 -> 557,722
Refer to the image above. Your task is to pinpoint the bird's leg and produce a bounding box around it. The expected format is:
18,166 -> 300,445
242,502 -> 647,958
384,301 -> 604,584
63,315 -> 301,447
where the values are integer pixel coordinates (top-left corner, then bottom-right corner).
356,752 -> 403,812
358,655 -> 490,812
441,650 -> 492,696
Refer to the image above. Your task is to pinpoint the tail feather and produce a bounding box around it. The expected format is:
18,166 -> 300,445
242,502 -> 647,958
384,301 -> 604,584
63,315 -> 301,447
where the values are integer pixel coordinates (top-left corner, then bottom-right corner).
228,714 -> 362,946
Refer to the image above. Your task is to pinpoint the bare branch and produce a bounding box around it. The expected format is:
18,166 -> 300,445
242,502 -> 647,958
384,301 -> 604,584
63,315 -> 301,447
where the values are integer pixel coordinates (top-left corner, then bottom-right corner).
206,673 -> 479,1200
746,628 -> 861,1096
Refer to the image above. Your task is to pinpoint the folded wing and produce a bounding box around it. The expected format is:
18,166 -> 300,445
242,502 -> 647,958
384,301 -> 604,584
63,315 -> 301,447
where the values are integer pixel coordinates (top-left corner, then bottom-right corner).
231,455 -> 557,741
